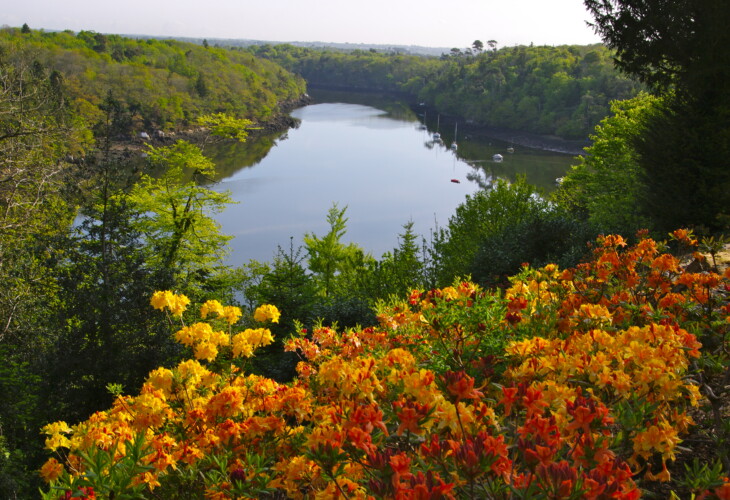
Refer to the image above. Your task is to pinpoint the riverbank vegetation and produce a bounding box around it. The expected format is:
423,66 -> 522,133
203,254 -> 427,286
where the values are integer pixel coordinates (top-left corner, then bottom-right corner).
249,42 -> 642,139
0,26 -> 306,139
1,7 -> 729,498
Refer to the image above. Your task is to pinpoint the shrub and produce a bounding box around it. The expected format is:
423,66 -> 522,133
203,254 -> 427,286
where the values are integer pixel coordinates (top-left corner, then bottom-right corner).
39,231 -> 729,499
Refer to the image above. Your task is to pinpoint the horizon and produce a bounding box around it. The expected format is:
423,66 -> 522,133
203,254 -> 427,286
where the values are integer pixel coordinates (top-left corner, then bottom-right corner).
1,0 -> 603,51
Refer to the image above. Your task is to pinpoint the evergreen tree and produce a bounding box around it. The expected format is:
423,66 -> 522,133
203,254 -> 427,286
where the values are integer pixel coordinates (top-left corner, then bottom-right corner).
585,0 -> 730,231
303,204 -> 373,297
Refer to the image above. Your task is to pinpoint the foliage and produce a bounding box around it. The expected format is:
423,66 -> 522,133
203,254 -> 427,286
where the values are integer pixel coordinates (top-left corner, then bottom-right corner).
584,0 -> 730,91
0,346 -> 43,496
0,42 -> 89,343
0,41 -> 88,499
304,203 -> 374,298
196,113 -> 255,144
39,232 -> 730,499
46,183 -> 178,424
554,93 -> 658,235
471,206 -> 594,288
633,91 -> 730,233
363,221 -> 433,300
0,27 -> 306,136
128,140 -> 233,288
431,177 -> 552,286
584,0 -> 730,233
252,43 -> 642,139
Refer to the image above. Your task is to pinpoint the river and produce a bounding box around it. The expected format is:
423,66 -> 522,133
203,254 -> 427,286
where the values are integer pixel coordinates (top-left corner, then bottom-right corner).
207,90 -> 579,266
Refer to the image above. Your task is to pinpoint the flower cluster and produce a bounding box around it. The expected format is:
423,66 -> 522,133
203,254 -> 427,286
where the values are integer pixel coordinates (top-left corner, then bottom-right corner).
40,231 -> 729,499
150,290 -> 190,317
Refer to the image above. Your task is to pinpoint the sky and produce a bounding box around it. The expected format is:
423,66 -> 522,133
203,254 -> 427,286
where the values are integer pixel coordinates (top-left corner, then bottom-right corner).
1,0 -> 603,49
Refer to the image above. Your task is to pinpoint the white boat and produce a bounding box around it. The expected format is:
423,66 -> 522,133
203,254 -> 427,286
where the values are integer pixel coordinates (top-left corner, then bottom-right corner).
433,115 -> 442,142
450,122 -> 458,150
493,153 -> 503,162
418,110 -> 427,130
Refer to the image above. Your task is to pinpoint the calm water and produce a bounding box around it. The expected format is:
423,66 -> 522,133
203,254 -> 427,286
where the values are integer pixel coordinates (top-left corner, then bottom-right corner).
208,93 -> 577,266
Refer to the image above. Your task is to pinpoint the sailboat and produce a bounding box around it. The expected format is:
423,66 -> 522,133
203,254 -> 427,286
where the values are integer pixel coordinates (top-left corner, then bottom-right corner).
433,115 -> 442,142
418,110 -> 427,131
450,122 -> 458,151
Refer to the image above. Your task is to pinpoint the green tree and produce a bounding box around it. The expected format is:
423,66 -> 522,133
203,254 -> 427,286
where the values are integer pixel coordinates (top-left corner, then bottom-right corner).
249,240 -> 316,331
0,46 -> 85,499
303,204 -> 373,297
471,206 -> 593,287
366,221 -> 428,300
431,178 -> 549,286
635,92 -> 730,232
128,140 -> 233,288
195,73 -> 209,98
197,112 -> 254,144
47,184 -> 176,424
245,241 -> 316,381
554,93 -> 657,235
585,0 -> 730,231
584,0 -> 725,90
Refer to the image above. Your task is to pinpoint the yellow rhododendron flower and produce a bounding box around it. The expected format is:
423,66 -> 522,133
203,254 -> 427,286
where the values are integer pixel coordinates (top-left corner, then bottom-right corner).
200,299 -> 224,319
150,290 -> 190,317
220,305 -> 242,325
232,328 -> 274,358
42,421 -> 73,451
194,341 -> 219,362
176,359 -> 213,387
232,334 -> 254,358
254,304 -> 281,323
243,327 -> 274,347
148,367 -> 174,394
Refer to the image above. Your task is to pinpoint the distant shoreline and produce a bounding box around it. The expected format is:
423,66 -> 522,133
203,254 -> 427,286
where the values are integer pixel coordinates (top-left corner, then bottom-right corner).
462,124 -> 589,156
305,85 -> 589,156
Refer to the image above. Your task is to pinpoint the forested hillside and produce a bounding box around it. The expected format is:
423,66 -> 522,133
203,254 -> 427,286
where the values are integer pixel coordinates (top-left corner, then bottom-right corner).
250,43 -> 642,139
0,27 -> 306,138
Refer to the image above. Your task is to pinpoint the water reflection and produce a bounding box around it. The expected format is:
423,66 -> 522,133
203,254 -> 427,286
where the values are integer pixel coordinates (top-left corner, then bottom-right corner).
307,87 -> 419,122
415,120 -> 576,193
205,91 -> 577,265
206,131 -> 288,181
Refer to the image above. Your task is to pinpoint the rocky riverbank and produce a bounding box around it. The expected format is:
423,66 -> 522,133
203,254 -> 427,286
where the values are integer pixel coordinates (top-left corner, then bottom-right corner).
109,93 -> 312,157
465,124 -> 590,156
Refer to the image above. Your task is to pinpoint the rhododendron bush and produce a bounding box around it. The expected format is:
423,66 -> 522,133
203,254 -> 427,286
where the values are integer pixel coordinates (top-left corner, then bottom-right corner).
40,231 -> 730,499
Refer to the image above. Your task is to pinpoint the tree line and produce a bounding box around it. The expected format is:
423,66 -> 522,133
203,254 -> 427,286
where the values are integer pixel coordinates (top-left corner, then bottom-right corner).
249,42 -> 642,139
0,26 -> 306,138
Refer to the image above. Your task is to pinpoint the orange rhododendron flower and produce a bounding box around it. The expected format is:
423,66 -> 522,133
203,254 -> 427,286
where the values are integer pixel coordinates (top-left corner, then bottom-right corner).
40,457 -> 64,483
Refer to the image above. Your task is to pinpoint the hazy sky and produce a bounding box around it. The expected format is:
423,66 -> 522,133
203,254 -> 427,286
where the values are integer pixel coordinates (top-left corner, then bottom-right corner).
2,0 -> 602,49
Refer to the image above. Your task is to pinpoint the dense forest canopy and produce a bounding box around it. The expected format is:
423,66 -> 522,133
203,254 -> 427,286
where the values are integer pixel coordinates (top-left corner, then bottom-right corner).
0,26 -> 642,141
581,0 -> 730,232
0,27 -> 307,138
249,42 -> 642,139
